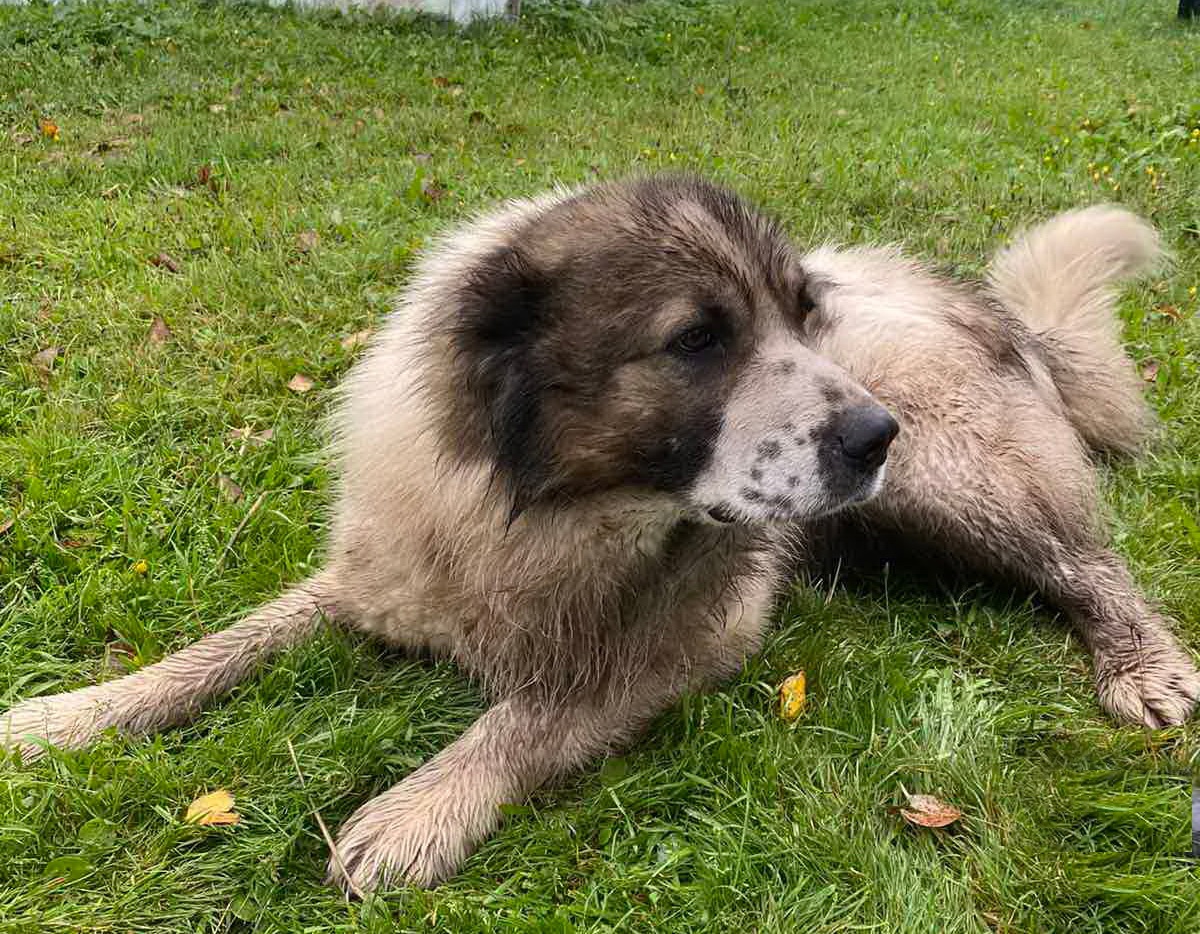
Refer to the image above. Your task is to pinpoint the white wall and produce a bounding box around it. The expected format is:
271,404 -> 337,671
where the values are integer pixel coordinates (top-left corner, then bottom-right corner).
290,0 -> 515,23
0,0 -> 524,24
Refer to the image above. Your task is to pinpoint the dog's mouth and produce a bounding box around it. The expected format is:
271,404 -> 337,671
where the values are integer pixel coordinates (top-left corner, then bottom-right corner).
705,504 -> 739,525
698,461 -> 889,528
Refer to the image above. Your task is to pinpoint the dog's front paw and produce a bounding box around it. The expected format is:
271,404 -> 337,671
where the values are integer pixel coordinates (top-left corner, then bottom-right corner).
1095,640 -> 1200,728
327,774 -> 482,894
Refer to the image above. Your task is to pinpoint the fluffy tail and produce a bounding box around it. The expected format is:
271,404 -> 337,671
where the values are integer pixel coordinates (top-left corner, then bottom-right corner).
2,574 -> 337,761
987,204 -> 1163,455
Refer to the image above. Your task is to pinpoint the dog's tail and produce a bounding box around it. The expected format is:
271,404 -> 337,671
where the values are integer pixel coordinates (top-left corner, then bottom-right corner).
2,573 -> 337,761
987,205 -> 1162,455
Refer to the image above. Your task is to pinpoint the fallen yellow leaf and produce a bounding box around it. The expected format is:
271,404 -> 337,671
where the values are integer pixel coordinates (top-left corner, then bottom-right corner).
39,119 -> 60,141
185,789 -> 240,826
778,671 -> 807,721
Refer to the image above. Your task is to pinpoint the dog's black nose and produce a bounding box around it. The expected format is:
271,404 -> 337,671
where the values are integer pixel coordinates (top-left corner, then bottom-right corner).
836,405 -> 899,468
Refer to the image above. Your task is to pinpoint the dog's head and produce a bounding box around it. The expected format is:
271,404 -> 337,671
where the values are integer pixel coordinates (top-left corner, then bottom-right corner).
438,176 -> 896,525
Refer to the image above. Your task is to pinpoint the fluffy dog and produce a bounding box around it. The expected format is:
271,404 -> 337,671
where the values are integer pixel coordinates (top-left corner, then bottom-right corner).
3,176 -> 1196,894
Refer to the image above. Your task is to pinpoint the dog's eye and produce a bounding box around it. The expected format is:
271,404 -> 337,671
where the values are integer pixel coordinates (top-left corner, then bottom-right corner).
673,326 -> 719,355
796,287 -> 816,321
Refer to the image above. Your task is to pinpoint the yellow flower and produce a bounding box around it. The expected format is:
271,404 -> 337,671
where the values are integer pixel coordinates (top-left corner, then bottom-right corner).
133,559 -> 148,575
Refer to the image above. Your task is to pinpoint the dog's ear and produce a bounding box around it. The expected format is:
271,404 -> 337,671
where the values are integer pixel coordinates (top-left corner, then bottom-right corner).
456,246 -> 556,520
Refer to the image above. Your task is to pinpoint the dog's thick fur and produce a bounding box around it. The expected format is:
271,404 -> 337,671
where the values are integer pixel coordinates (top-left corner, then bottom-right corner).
4,177 -> 1197,894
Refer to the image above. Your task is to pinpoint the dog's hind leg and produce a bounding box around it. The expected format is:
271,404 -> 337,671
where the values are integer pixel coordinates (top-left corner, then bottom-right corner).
2,572 -> 339,760
864,415 -> 1200,727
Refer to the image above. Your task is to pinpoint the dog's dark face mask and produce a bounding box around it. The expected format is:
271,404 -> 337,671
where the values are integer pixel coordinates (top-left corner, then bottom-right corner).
443,176 -> 896,524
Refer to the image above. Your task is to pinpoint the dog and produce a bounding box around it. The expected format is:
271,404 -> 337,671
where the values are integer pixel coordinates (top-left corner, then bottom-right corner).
3,176 -> 1196,894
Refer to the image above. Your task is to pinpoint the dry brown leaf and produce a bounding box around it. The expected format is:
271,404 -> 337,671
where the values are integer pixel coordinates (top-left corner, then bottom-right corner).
778,671 -> 807,721
0,518 -> 13,536
228,426 -> 274,448
90,138 -> 132,155
217,474 -> 245,503
1155,304 -> 1183,322
185,789 -> 240,826
432,75 -> 452,88
287,373 -> 315,394
147,316 -> 173,345
102,640 -> 136,676
39,119 -> 60,141
420,178 -> 448,202
121,113 -> 145,126
1141,359 -> 1161,383
12,131 -> 35,146
33,346 -> 60,374
340,329 -> 374,351
295,230 -> 319,253
900,793 -> 962,829
149,252 -> 181,273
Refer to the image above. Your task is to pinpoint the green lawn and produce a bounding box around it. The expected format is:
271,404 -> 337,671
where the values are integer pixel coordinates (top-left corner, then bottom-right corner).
1,0 -> 1198,930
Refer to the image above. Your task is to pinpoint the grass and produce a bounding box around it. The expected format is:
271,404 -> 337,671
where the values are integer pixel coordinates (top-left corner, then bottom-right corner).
1,0 -> 1198,930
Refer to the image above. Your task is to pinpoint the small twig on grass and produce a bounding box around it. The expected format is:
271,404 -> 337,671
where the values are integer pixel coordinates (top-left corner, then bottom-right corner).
213,490 -> 267,574
824,557 -> 843,607
285,737 -> 365,901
